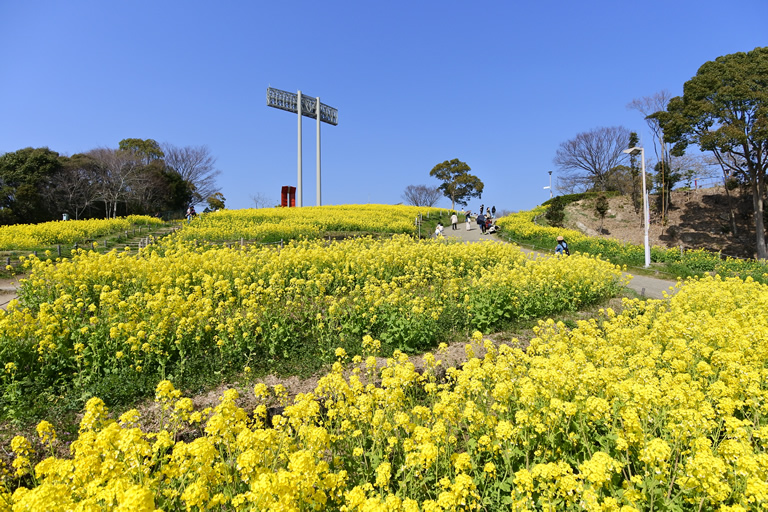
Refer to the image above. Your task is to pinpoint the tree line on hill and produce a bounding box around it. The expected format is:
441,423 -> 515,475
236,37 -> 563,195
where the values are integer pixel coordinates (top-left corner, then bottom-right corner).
551,47 -> 768,259
0,138 -> 223,225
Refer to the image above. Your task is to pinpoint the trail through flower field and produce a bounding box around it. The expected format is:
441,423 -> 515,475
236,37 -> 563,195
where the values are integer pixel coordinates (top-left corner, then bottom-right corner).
443,217 -> 677,299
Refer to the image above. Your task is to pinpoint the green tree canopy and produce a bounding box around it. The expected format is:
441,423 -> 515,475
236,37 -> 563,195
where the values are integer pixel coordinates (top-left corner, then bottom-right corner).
0,147 -> 62,224
206,192 -> 226,211
429,159 -> 484,210
652,46 -> 768,259
118,138 -> 164,165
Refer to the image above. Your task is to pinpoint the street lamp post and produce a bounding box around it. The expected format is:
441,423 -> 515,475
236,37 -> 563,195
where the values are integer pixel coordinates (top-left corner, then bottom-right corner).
548,171 -> 553,199
624,147 -> 650,268
543,171 -> 553,199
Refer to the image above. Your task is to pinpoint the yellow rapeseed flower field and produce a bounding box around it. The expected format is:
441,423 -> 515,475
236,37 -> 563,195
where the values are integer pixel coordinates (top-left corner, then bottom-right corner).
2,218 -> 626,420
175,204 -> 444,242
2,276 -> 767,510
0,215 -> 163,250
6,204 -> 766,509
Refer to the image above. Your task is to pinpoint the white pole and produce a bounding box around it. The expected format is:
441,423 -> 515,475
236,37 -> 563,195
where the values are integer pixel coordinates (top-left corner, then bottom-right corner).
641,148 -> 650,268
548,171 -> 553,199
297,90 -> 303,207
316,96 -> 321,206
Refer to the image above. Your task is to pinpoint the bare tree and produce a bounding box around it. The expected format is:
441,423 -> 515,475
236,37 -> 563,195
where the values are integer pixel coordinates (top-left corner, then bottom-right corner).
674,153 -> 718,189
44,154 -> 99,220
402,184 -> 442,207
634,92 -> 739,234
162,143 -> 221,204
251,192 -> 273,209
87,147 -> 143,218
129,160 -> 176,213
554,175 -> 586,195
628,92 -> 674,220
553,127 -> 632,192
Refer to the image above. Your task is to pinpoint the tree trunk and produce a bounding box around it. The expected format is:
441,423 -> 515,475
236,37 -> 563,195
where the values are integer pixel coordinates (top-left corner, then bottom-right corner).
751,174 -> 768,260
722,170 -> 738,237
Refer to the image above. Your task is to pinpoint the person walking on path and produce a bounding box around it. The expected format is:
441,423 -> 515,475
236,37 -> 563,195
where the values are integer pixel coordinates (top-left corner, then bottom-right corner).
477,213 -> 486,234
555,235 -> 570,255
451,212 -> 458,230
466,212 -> 472,230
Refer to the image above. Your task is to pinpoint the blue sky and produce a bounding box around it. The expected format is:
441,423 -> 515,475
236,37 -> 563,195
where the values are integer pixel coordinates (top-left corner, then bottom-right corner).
1,0 -> 766,213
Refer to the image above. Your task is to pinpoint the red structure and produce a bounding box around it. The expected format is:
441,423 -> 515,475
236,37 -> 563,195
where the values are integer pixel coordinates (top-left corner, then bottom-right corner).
281,186 -> 296,207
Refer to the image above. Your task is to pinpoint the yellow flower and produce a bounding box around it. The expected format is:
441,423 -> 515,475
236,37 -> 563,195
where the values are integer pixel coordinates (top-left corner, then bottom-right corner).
36,420 -> 56,447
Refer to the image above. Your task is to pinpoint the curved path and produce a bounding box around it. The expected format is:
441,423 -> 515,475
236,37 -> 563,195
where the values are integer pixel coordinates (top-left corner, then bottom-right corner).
442,219 -> 677,300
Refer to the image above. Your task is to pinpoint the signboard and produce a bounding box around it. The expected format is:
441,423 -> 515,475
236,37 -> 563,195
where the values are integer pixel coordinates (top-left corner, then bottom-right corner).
267,87 -> 338,126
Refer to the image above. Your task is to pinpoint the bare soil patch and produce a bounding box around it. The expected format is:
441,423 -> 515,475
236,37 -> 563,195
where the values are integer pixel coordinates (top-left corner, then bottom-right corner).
565,186 -> 759,259
130,297 -> 626,436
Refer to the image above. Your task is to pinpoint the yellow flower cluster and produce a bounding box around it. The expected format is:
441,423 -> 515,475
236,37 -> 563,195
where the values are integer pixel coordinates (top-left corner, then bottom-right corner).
3,275 -> 767,510
1,234 -> 625,418
0,216 -> 162,250
175,204 -> 445,242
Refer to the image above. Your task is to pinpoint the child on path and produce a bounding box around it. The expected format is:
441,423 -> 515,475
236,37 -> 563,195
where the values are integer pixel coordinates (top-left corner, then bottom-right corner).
451,212 -> 458,230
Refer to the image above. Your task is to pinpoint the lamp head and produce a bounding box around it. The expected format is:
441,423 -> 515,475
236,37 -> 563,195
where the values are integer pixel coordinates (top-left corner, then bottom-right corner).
623,147 -> 642,156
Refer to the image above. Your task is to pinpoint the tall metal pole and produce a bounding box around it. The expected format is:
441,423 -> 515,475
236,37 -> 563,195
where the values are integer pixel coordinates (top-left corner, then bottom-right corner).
641,148 -> 650,268
548,171 -> 553,199
297,90 -> 303,207
316,96 -> 321,206
267,87 -> 336,207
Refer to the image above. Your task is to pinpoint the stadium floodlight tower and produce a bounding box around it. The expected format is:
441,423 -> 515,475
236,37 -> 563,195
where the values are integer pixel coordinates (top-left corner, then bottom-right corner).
267,87 -> 338,207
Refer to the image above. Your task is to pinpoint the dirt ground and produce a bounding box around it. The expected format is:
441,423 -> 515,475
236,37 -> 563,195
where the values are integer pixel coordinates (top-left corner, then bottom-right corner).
0,277 -> 19,310
565,186 -> 759,259
130,331 -> 536,434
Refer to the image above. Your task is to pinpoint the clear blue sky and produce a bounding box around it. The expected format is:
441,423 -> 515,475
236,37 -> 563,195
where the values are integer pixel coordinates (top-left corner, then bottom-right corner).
1,0 -> 766,213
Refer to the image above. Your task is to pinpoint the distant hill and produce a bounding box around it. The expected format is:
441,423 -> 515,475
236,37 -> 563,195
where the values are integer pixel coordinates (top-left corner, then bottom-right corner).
563,186 -> 759,260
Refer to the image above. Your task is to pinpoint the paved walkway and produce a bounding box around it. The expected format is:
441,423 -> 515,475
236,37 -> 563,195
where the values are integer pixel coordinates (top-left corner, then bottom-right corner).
442,218 -> 677,300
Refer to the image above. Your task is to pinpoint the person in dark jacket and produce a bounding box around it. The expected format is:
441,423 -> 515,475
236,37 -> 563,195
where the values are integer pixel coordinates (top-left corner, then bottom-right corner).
477,213 -> 486,234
